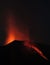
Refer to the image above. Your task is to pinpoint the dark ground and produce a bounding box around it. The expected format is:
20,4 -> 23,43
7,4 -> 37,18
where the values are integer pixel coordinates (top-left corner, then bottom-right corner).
0,40 -> 50,65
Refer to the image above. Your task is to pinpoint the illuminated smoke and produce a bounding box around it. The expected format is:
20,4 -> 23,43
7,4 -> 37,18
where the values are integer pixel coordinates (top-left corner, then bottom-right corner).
5,14 -> 16,45
4,12 -> 29,45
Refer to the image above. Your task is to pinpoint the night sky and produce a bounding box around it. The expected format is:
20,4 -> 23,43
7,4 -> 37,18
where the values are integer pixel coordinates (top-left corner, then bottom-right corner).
0,0 -> 50,45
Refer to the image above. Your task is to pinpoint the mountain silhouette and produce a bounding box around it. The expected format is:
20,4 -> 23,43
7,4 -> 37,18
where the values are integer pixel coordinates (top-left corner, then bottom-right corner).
0,40 -> 49,65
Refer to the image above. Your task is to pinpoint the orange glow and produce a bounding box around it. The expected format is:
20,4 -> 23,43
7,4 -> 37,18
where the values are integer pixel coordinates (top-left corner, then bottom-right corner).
4,13 -> 29,45
5,14 -> 16,45
5,30 -> 16,45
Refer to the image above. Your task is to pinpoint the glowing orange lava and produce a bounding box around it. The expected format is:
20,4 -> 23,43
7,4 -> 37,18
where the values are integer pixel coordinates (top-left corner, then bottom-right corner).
4,12 -> 48,60
24,41 -> 48,60
5,29 -> 15,45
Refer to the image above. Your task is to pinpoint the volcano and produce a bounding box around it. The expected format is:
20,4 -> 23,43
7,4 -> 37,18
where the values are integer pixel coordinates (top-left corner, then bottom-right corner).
0,40 -> 50,65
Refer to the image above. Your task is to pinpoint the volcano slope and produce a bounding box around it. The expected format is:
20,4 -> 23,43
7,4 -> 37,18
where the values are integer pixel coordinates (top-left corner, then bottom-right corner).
0,40 -> 49,65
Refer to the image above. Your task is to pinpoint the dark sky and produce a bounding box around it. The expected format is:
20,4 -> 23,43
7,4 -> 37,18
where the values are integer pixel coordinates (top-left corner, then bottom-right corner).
0,0 -> 50,45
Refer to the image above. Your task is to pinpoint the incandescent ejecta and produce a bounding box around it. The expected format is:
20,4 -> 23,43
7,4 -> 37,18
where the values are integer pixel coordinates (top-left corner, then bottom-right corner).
4,11 -> 48,60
